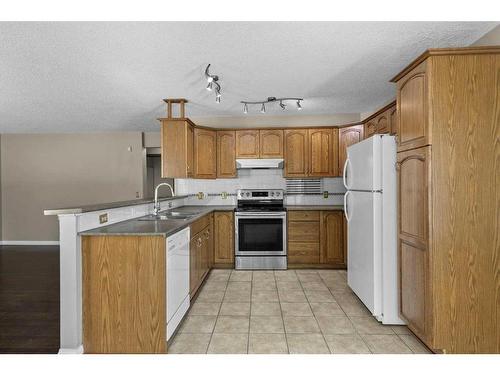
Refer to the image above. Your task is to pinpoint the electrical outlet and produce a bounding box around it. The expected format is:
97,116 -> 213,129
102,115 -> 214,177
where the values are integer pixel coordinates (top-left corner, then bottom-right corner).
197,192 -> 204,200
323,191 -> 329,198
168,202 -> 172,208
99,213 -> 108,224
221,191 -> 228,199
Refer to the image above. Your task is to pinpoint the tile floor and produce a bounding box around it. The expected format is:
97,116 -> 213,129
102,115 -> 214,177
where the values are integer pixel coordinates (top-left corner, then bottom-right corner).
169,269 -> 431,354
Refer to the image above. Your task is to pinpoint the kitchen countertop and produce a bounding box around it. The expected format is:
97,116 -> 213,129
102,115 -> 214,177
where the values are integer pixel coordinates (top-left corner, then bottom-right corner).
79,205 -> 235,237
285,205 -> 344,210
44,195 -> 188,215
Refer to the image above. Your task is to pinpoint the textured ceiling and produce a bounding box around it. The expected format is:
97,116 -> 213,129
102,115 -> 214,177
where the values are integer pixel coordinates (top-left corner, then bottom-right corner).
0,21 -> 496,132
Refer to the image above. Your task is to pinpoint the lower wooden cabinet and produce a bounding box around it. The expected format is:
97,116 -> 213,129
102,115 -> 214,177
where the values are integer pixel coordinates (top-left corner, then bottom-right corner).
189,215 -> 213,297
287,210 -> 345,268
213,211 -> 234,266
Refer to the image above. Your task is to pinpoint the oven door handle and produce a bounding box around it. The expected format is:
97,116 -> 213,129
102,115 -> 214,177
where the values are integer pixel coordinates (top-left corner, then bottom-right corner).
235,212 -> 286,217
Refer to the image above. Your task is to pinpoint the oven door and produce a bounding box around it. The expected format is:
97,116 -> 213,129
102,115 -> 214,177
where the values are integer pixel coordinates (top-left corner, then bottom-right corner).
235,212 -> 287,256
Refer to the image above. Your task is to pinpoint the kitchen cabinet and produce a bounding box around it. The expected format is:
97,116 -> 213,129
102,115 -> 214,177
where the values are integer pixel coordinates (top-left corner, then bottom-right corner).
217,130 -> 236,178
392,48 -> 499,353
260,129 -> 284,158
160,119 -> 194,178
376,110 -> 390,134
189,215 -> 213,297
284,129 -> 309,177
236,130 -> 260,158
213,211 -> 234,267
320,211 -> 345,266
309,128 -> 338,177
389,105 -> 397,135
193,128 -> 217,179
364,120 -> 376,138
338,125 -> 364,175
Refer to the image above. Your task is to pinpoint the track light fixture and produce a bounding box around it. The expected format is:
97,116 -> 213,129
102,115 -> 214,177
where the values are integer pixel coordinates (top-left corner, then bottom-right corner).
241,97 -> 303,114
204,64 -> 221,103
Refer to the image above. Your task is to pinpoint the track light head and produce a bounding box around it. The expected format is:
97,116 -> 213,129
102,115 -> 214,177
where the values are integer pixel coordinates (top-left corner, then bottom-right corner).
260,103 -> 266,113
296,100 -> 302,110
216,95 -> 221,103
280,101 -> 286,110
243,103 -> 248,114
206,82 -> 213,91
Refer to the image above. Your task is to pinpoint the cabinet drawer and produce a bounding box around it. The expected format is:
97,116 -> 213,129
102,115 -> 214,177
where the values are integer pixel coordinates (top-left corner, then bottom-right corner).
288,222 -> 320,242
288,242 -> 320,264
190,214 -> 211,238
288,210 -> 320,222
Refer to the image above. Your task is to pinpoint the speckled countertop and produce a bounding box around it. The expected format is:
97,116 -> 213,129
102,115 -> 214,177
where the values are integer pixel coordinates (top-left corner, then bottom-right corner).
285,205 -> 344,211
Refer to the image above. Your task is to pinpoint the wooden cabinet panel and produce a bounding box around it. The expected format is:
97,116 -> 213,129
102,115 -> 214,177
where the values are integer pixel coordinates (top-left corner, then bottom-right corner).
376,111 -> 390,134
364,121 -> 376,138
288,210 -> 320,221
194,128 -> 217,179
309,128 -> 335,177
161,120 -> 193,178
320,211 -> 345,266
186,123 -> 194,177
389,105 -> 397,135
288,242 -> 320,264
397,61 -> 428,151
82,236 -> 166,354
217,130 -> 236,178
189,233 -> 202,296
260,129 -> 283,158
288,222 -> 320,242
214,211 -> 234,265
284,129 -> 309,177
338,125 -> 364,174
236,130 -> 259,158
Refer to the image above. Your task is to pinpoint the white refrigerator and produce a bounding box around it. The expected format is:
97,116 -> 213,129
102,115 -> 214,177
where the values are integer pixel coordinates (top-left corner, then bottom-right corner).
343,134 -> 404,325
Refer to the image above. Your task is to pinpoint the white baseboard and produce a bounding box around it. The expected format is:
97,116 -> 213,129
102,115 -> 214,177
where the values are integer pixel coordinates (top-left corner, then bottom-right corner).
0,240 -> 60,245
58,345 -> 84,354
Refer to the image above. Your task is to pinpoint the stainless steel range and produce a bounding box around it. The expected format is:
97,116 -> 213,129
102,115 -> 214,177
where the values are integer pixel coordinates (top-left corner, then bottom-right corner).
234,189 -> 287,270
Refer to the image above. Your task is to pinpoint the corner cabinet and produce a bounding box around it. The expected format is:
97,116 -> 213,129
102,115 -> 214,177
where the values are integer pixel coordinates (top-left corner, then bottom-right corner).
193,128 -> 217,179
217,130 -> 236,178
338,125 -> 364,175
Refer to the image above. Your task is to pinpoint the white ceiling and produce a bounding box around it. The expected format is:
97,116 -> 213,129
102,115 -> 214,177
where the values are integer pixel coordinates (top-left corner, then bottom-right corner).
0,22 -> 496,133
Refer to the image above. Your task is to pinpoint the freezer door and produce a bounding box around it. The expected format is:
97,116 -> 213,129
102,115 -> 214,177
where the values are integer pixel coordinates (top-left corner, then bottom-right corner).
344,136 -> 382,191
346,191 -> 382,316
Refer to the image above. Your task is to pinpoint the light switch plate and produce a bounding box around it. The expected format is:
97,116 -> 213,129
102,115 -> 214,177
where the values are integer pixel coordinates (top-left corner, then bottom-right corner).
99,213 -> 108,224
197,192 -> 204,200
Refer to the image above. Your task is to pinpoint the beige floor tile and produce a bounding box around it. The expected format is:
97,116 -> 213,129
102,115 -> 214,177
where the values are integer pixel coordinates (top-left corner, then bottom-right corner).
226,281 -> 252,292
252,289 -> 279,302
189,302 -> 221,316
310,302 -> 346,316
224,288 -> 251,302
286,333 -> 330,354
297,273 -> 323,283
208,272 -> 231,282
274,270 -> 298,281
316,315 -> 355,334
362,334 -> 413,354
317,269 -> 345,278
168,333 -> 211,354
283,316 -> 320,333
391,325 -> 412,335
323,279 -> 351,293
207,333 -> 248,354
214,315 -> 250,333
196,289 -> 225,303
335,292 -> 371,316
278,289 -> 307,303
304,289 -> 336,302
280,302 -> 313,317
248,333 -> 288,354
202,280 -> 228,292
252,279 -> 277,291
295,269 -> 319,275
301,281 -> 330,291
277,280 -> 302,290
219,302 -> 251,316
251,302 -> 282,316
324,334 -> 371,354
229,271 -> 253,282
253,270 -> 275,279
211,269 -> 232,275
398,334 -> 432,353
179,315 -> 217,333
250,316 -> 285,334
350,316 -> 395,335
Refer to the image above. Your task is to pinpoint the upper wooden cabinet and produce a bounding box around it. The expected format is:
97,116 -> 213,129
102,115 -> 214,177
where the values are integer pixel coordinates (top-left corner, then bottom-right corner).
389,105 -> 397,135
160,119 -> 194,178
338,125 -> 364,174
193,128 -> 217,179
309,128 -> 338,177
396,60 -> 428,151
260,129 -> 284,158
235,130 -> 259,158
216,130 -> 236,178
376,111 -> 390,134
284,129 -> 309,177
364,120 -> 376,138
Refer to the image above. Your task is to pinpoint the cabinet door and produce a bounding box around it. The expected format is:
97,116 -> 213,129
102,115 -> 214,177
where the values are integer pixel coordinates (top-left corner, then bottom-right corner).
396,61 -> 428,151
389,105 -> 397,136
376,111 -> 390,134
194,128 -> 217,179
200,228 -> 210,281
161,120 -> 191,178
186,123 -> 194,177
364,121 -> 376,138
397,146 -> 432,343
214,212 -> 234,265
207,214 -> 214,269
259,129 -> 284,158
284,129 -> 309,177
338,125 -> 364,174
190,234 -> 202,296
217,131 -> 236,178
309,128 -> 335,177
235,130 -> 259,158
320,211 -> 345,266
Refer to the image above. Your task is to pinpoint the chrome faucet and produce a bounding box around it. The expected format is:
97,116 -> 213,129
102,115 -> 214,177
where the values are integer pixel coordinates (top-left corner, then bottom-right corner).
153,183 -> 175,215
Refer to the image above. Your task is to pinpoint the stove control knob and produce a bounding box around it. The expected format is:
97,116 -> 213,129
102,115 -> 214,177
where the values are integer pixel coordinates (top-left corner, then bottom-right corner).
270,192 -> 274,196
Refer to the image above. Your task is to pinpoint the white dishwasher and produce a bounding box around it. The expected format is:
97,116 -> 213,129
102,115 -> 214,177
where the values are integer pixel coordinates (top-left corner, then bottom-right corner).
166,227 -> 190,340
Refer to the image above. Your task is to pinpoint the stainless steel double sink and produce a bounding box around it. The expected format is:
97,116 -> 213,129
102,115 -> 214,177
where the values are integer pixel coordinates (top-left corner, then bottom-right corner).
138,210 -> 198,221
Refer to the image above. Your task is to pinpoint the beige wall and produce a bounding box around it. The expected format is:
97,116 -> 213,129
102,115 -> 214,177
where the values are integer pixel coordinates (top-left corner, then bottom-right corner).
471,24 -> 500,46
0,133 -> 145,242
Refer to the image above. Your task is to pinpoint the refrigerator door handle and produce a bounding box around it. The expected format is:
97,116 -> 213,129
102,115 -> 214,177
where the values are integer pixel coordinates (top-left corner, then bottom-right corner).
344,191 -> 352,222
343,158 -> 351,189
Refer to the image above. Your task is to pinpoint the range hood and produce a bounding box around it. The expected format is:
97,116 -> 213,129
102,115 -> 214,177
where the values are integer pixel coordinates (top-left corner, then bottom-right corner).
236,158 -> 284,170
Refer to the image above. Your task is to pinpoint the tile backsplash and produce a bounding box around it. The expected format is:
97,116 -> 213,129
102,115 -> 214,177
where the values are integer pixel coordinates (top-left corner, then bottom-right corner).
175,169 -> 346,206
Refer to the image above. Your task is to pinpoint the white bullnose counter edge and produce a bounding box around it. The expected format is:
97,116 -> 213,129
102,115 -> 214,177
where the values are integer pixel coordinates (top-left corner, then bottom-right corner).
48,197 -> 185,354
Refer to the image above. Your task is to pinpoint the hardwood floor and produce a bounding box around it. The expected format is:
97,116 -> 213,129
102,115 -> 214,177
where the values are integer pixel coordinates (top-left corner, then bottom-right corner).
0,245 -> 60,353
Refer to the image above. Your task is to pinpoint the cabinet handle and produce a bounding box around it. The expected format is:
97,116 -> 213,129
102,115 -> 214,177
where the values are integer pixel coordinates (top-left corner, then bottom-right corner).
197,238 -> 202,247
205,230 -> 210,239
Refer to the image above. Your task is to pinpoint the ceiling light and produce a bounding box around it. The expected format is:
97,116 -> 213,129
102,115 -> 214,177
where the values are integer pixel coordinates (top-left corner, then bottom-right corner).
216,90 -> 221,99
204,64 -> 222,103
280,101 -> 286,110
240,97 -> 303,114
260,103 -> 266,113
296,100 -> 302,110
206,82 -> 213,91
243,103 -> 248,114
